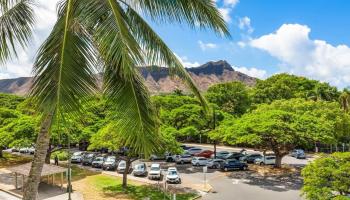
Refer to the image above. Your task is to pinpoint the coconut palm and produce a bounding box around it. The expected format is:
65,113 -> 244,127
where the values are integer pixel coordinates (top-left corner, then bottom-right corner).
1,0 -> 229,199
339,89 -> 350,112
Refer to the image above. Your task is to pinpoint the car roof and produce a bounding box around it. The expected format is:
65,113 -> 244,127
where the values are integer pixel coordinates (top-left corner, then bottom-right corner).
168,167 -> 177,171
151,163 -> 160,167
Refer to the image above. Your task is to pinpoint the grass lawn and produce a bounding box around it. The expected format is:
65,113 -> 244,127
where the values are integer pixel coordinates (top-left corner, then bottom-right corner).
0,152 -> 32,168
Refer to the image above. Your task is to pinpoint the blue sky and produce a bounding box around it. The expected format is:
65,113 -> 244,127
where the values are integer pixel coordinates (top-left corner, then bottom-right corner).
2,0 -> 350,88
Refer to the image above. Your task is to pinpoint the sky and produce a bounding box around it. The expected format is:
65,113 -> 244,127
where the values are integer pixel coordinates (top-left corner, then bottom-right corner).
2,0 -> 350,88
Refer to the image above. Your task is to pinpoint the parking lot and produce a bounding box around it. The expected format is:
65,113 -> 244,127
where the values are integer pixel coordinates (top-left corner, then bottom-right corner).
9,143 -> 313,200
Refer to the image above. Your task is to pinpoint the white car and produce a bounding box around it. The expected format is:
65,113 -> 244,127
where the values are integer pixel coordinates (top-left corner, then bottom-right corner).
191,157 -> 208,166
71,151 -> 84,163
148,163 -> 161,180
166,167 -> 181,184
117,160 -> 131,173
255,156 -> 276,165
186,148 -> 202,155
19,147 -> 29,153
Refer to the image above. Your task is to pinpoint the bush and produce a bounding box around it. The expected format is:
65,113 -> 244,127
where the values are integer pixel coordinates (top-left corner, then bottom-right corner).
51,150 -> 68,161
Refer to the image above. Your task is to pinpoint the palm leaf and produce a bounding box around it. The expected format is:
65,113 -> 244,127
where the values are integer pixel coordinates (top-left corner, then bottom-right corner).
0,0 -> 35,64
30,0 -> 97,118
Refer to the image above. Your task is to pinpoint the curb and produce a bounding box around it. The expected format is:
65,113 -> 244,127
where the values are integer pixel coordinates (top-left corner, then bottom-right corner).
0,188 -> 22,198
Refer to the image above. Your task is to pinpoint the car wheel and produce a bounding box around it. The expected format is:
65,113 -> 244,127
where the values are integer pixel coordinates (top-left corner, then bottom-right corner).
243,166 -> 248,170
196,163 -> 200,167
260,162 -> 264,166
178,179 -> 182,184
224,167 -> 228,172
181,160 -> 184,164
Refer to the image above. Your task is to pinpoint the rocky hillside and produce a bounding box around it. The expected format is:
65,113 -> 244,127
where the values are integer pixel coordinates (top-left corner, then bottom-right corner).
0,60 -> 256,96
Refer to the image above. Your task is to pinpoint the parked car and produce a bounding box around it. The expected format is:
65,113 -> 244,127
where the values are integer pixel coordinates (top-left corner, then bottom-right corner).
11,147 -> 20,152
133,163 -> 147,177
291,149 -> 306,159
186,147 -> 202,155
206,159 -> 225,169
221,159 -> 248,171
102,156 -> 117,170
71,151 -> 84,163
223,152 -> 245,160
28,147 -> 35,154
165,153 -> 177,162
240,153 -> 262,163
211,151 -> 230,159
149,154 -> 166,161
175,154 -> 192,164
194,150 -> 214,158
19,147 -> 29,154
180,145 -> 193,150
255,156 -> 276,165
191,157 -> 208,166
82,153 -> 96,166
148,163 -> 162,180
166,167 -> 181,184
92,156 -> 106,168
117,160 -> 132,174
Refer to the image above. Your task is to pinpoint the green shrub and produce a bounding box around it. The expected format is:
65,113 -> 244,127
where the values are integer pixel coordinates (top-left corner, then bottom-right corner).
51,150 -> 68,161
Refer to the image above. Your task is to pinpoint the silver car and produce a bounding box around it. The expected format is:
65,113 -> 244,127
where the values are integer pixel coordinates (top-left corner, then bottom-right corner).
133,163 -> 147,177
206,159 -> 224,169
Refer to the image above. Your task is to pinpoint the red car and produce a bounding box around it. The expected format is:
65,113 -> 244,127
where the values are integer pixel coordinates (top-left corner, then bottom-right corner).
194,150 -> 214,158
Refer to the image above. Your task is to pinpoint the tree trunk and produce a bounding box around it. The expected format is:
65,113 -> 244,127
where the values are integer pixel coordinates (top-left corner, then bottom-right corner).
45,142 -> 52,164
275,154 -> 283,168
23,113 -> 53,200
213,140 -> 217,159
122,158 -> 130,189
0,148 -> 3,158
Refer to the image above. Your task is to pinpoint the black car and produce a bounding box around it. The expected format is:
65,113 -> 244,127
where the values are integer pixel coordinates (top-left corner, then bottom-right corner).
221,159 -> 248,171
82,153 -> 96,166
223,152 -> 245,160
240,153 -> 262,163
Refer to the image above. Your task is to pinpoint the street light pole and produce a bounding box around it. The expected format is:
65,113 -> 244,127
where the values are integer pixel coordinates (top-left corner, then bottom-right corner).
213,107 -> 217,159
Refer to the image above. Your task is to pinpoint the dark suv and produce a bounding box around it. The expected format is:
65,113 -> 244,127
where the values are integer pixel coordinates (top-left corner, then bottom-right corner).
221,159 -> 248,171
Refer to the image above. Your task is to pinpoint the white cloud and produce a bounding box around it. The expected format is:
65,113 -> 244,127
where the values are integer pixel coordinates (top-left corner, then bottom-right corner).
174,54 -> 200,68
234,66 -> 267,79
250,23 -> 350,87
198,40 -> 218,51
218,8 -> 231,22
0,0 -> 60,79
238,16 -> 253,34
237,41 -> 247,48
223,0 -> 239,7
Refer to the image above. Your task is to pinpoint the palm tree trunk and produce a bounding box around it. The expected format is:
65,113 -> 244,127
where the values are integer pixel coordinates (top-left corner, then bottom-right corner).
45,142 -> 52,164
0,148 -> 3,158
23,113 -> 53,200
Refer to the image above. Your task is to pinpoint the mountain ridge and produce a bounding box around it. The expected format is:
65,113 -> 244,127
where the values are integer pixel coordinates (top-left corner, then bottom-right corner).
0,60 -> 257,96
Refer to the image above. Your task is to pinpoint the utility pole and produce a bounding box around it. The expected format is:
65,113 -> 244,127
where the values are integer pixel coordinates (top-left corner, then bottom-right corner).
213,107 -> 217,159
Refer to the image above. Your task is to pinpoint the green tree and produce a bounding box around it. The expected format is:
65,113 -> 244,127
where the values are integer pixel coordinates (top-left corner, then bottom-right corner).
251,74 -> 339,104
302,152 -> 350,200
206,82 -> 251,115
223,99 -> 342,168
0,1 -> 229,198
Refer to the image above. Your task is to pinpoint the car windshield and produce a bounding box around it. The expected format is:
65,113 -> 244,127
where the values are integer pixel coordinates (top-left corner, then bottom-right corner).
119,162 -> 126,167
168,171 -> 177,175
106,157 -> 115,162
135,165 -> 144,170
150,167 -> 160,171
95,157 -> 103,161
87,154 -> 94,158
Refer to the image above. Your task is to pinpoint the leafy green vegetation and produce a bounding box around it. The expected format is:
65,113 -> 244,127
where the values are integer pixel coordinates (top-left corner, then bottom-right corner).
302,152 -> 350,199
92,175 -> 197,200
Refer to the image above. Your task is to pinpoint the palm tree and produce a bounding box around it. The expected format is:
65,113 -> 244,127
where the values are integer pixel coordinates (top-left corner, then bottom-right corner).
1,0 -> 229,199
339,89 -> 350,112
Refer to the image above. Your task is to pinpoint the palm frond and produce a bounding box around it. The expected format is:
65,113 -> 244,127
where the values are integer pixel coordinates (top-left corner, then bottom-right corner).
0,0 -> 35,64
125,7 -> 209,112
30,0 -> 97,117
131,0 -> 230,37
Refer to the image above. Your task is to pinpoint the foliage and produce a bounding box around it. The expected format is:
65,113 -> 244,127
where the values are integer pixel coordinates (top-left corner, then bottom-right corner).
51,150 -> 69,161
206,81 -> 251,115
302,153 -> 350,199
251,74 -> 340,104
222,99 -> 346,167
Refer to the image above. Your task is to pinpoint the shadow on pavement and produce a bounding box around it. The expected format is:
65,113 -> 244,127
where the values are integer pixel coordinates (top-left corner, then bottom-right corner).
227,170 -> 303,192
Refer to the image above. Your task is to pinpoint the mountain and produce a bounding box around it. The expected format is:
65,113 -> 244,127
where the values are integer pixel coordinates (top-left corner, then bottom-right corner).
0,60 -> 256,96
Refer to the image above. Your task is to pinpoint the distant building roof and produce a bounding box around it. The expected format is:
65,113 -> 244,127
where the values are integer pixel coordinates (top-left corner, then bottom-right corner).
7,163 -> 67,176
